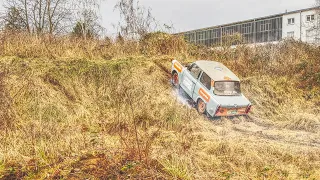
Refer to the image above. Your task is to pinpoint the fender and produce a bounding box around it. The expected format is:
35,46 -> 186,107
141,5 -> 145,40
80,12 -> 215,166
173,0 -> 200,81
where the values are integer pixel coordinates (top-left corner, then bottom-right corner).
196,91 -> 220,117
171,60 -> 187,88
172,59 -> 184,73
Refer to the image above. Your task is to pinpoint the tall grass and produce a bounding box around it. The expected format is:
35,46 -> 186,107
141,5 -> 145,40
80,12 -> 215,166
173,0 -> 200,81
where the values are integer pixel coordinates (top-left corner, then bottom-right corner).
0,32 -> 319,179
0,31 -> 186,60
0,71 -> 14,130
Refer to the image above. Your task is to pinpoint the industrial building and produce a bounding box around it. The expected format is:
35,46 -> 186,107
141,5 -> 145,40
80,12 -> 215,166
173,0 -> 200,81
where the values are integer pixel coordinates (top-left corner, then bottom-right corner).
181,7 -> 320,46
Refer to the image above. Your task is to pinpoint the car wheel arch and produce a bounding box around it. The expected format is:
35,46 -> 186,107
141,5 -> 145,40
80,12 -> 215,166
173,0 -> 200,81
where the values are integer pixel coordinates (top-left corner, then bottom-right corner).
172,70 -> 178,75
197,97 -> 204,103
172,70 -> 180,88
196,97 -> 207,113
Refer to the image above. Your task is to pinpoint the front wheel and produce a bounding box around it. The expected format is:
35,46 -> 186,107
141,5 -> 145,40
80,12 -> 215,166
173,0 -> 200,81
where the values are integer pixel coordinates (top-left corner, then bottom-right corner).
172,72 -> 179,88
197,99 -> 206,114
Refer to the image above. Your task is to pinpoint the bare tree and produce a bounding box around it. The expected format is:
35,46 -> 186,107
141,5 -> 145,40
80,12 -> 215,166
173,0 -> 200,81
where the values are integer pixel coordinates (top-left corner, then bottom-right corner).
115,0 -> 156,39
315,0 -> 320,44
1,6 -> 27,31
303,0 -> 320,44
72,0 -> 104,39
1,0 -> 78,35
0,0 -> 31,32
163,23 -> 175,34
45,0 -> 73,35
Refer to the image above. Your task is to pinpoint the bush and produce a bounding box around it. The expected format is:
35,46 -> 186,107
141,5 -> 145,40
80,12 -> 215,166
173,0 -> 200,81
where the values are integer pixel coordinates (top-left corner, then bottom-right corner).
140,32 -> 187,55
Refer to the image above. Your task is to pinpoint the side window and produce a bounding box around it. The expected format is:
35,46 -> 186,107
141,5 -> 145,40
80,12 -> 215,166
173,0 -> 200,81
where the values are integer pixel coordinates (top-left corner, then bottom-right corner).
188,64 -> 201,79
200,72 -> 211,90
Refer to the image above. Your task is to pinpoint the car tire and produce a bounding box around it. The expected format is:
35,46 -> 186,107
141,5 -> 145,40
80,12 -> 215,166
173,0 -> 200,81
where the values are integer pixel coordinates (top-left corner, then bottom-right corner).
197,99 -> 206,114
172,72 -> 179,88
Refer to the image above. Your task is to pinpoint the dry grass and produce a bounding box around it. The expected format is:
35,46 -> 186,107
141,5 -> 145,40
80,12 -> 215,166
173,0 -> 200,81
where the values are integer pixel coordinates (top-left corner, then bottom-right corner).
0,32 -> 319,179
0,32 -> 187,60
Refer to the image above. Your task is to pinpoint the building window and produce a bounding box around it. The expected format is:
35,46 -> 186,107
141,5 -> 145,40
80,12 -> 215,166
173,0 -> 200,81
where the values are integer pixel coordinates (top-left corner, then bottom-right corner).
306,29 -> 314,37
197,31 -> 206,44
212,29 -> 219,38
306,15 -> 315,22
287,31 -> 294,38
306,29 -> 317,43
260,23 -> 271,31
242,24 -> 252,34
222,29 -> 234,36
198,31 -> 204,40
207,30 -> 212,39
288,18 -> 295,25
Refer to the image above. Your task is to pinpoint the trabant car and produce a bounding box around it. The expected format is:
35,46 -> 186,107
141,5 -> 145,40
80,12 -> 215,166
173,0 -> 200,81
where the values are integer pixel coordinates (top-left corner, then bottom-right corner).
171,60 -> 251,117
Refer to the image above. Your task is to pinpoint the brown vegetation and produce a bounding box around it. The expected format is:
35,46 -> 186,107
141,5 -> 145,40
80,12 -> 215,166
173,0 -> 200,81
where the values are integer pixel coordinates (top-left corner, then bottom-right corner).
0,32 -> 319,179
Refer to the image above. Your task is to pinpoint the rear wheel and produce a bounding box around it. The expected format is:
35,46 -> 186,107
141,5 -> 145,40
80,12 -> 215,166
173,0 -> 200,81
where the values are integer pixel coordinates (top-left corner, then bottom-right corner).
172,72 -> 179,88
197,99 -> 206,114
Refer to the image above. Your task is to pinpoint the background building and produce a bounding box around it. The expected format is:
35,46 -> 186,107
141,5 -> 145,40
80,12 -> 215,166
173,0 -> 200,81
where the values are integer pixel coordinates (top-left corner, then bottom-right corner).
181,7 -> 320,46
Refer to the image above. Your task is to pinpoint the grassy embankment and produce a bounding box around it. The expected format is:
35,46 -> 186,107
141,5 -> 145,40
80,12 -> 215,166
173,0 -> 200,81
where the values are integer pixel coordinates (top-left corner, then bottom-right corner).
0,32 -> 319,179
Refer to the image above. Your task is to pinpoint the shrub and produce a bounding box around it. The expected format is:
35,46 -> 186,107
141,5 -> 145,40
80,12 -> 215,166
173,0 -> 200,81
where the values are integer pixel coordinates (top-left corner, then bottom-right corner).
140,32 -> 187,55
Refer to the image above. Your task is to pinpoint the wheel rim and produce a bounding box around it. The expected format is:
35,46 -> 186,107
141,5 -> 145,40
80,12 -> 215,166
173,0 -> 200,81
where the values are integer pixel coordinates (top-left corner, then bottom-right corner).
173,73 -> 179,86
198,100 -> 206,114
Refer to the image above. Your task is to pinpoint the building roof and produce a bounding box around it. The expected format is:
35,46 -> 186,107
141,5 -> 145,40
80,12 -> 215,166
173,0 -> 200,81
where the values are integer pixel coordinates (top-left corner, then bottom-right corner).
178,7 -> 320,34
195,61 -> 240,81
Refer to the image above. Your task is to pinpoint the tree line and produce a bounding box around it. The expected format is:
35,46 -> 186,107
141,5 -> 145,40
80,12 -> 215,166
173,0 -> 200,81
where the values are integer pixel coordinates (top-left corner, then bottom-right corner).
0,0 -> 173,40
0,0 -> 106,39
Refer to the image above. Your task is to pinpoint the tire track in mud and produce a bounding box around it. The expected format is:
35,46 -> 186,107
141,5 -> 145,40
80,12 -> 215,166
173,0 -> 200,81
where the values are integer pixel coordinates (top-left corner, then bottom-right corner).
232,125 -> 320,148
213,116 -> 320,150
153,60 -> 172,78
156,60 -> 320,150
230,116 -> 320,147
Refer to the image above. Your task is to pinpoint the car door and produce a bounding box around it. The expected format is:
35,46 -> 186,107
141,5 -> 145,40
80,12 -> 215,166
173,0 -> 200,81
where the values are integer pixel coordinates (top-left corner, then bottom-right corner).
194,71 -> 222,116
193,71 -> 212,102
180,63 -> 202,98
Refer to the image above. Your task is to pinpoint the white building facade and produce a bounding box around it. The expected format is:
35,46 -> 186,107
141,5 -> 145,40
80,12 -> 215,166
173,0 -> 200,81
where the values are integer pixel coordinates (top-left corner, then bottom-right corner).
181,7 -> 320,46
283,8 -> 320,44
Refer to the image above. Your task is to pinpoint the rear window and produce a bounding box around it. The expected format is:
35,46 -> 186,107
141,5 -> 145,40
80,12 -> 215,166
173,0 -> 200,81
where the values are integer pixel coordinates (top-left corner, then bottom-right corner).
214,81 -> 241,96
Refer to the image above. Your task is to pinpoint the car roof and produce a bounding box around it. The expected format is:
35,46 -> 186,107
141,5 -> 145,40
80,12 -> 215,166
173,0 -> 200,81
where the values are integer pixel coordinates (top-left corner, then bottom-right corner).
195,60 -> 240,81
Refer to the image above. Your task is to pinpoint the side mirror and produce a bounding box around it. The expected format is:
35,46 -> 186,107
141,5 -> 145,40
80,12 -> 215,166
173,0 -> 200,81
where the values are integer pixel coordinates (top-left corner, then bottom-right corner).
185,63 -> 192,69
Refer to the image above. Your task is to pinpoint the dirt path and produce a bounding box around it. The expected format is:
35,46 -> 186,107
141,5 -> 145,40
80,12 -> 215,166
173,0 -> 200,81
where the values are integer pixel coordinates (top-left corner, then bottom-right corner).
168,76 -> 320,153
229,118 -> 319,147
162,61 -> 320,156
193,115 -> 320,156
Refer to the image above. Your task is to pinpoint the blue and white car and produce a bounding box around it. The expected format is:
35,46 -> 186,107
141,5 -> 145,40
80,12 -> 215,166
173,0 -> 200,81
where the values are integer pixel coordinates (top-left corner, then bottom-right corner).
171,60 -> 251,117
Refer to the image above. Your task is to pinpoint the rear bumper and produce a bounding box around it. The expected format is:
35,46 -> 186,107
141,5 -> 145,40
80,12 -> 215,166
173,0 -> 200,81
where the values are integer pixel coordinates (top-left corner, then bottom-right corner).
214,107 -> 248,117
214,113 -> 248,117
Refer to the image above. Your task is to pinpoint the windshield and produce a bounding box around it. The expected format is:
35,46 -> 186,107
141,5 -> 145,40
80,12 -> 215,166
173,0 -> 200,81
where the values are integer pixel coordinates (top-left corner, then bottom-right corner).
214,81 -> 241,96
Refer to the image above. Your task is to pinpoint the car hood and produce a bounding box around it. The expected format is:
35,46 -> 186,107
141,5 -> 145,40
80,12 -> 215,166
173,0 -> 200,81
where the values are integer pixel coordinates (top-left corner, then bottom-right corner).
213,94 -> 250,108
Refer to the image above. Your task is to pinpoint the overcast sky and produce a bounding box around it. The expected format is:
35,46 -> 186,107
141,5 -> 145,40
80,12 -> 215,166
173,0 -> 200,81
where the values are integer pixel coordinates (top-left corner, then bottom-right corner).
102,0 -> 316,35
0,0 -> 317,36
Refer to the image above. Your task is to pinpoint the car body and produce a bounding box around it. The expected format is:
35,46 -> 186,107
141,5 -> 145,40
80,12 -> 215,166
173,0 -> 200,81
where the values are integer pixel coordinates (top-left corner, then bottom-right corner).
171,60 -> 251,117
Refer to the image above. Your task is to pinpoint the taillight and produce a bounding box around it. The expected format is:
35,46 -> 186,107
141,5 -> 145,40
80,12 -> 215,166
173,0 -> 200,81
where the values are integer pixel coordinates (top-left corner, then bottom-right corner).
246,105 -> 252,114
215,106 -> 221,115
